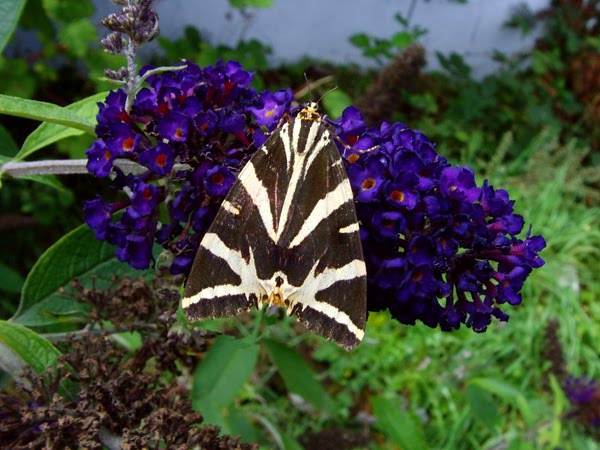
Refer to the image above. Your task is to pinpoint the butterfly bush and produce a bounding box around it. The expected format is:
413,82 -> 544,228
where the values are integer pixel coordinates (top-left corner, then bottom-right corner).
84,60 -> 545,333
84,60 -> 293,273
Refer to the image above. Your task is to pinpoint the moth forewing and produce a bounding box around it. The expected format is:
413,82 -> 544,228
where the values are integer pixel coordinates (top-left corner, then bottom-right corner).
182,103 -> 367,350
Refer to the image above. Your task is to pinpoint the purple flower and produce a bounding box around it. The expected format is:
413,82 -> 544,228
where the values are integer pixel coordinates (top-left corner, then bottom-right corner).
219,112 -> 246,134
564,376 -> 597,405
83,196 -> 115,239
116,234 -> 153,269
249,89 -> 294,128
384,172 -> 420,210
139,143 -> 175,175
347,157 -> 387,202
332,105 -> 545,332
563,375 -> 600,430
203,165 -> 236,197
85,140 -> 114,178
158,111 -> 189,142
131,181 -> 161,216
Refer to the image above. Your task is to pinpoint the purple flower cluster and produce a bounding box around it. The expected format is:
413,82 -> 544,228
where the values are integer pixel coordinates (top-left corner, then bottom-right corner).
85,60 -> 545,333
564,376 -> 598,405
328,107 -> 545,332
563,376 -> 600,429
84,60 -> 293,271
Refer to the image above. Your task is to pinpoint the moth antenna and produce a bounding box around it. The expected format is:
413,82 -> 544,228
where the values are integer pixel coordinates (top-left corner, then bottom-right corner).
316,85 -> 339,107
303,73 -> 314,100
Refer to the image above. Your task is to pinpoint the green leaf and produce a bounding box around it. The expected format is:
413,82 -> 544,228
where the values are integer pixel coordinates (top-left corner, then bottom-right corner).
264,339 -> 330,412
55,133 -> 95,159
0,262 -> 24,294
371,396 -> 429,450
229,0 -> 273,8
321,89 -> 352,120
11,174 -> 67,191
466,384 -> 501,430
349,33 -> 370,48
506,438 -> 536,450
41,0 -> 94,24
0,0 -> 27,53
469,377 -> 534,426
390,31 -> 413,49
0,94 -> 95,140
13,223 -> 150,328
254,414 -> 303,450
0,123 -> 18,157
0,56 -> 36,98
57,19 -> 98,58
192,335 -> 259,425
0,320 -> 62,380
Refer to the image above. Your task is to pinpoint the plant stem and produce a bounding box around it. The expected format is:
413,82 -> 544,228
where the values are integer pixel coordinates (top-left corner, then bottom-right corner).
0,159 -> 146,177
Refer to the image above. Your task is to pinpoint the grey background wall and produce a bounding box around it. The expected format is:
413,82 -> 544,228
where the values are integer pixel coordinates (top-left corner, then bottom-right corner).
93,0 -> 549,76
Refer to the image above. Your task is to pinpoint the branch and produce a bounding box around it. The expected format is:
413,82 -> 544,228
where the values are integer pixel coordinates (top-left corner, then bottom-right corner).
0,159 -> 147,177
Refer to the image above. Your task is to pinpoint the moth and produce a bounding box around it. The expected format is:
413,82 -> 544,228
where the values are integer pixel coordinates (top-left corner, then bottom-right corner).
182,103 -> 367,350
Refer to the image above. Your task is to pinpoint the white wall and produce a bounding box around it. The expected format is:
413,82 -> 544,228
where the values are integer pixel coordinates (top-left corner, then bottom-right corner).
94,0 -> 549,77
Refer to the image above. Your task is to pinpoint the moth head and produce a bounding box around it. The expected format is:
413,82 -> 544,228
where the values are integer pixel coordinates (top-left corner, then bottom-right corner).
297,101 -> 322,122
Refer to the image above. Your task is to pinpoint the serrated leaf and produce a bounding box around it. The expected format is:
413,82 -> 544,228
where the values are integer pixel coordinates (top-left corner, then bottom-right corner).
371,396 -> 429,450
0,94 -> 95,141
0,0 -> 27,53
13,223 -> 150,328
264,338 -> 330,412
192,335 -> 259,425
466,384 -> 501,429
0,320 -> 62,380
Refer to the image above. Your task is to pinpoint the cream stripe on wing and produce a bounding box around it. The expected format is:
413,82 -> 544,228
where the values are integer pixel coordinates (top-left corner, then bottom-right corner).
239,163 -> 277,242
182,233 -> 263,307
280,123 -> 292,172
222,200 -> 240,216
312,258 -> 367,292
305,301 -> 365,340
290,259 -> 366,339
303,125 -> 329,180
339,223 -> 360,234
287,178 -> 353,248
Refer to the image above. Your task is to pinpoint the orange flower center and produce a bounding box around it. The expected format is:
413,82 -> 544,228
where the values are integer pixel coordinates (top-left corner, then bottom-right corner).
361,178 -> 376,190
411,270 -> 424,281
347,154 -> 360,164
123,137 -> 134,152
211,173 -> 225,185
390,190 -> 404,202
156,154 -> 167,167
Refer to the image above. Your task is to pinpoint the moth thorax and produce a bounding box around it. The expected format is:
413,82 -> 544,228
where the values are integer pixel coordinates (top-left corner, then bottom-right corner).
268,287 -> 285,308
297,102 -> 322,122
